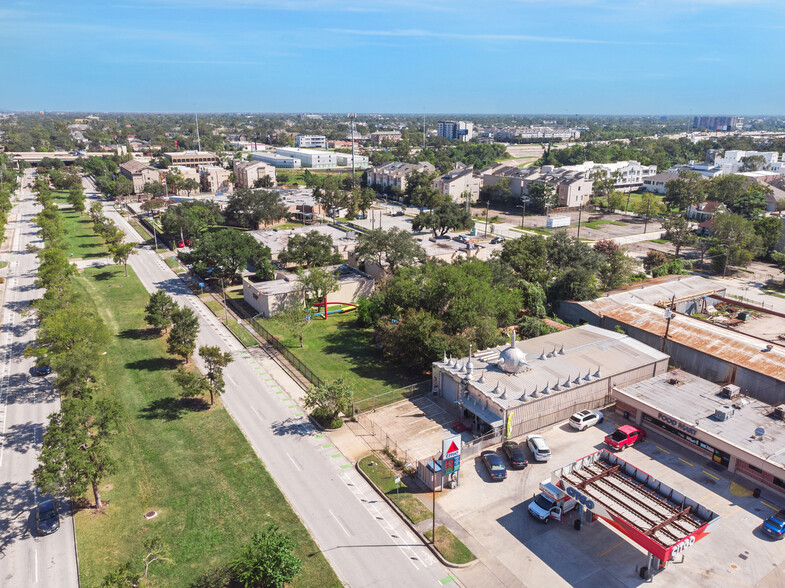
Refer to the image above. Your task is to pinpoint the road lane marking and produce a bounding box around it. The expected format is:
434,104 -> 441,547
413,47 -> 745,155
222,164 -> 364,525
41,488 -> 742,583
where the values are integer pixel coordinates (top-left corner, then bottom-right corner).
225,375 -> 237,386
286,453 -> 303,472
34,549 -> 38,583
655,445 -> 670,454
761,500 -> 779,512
678,457 -> 694,467
702,470 -> 720,481
599,540 -> 624,557
251,406 -> 265,421
329,509 -> 351,536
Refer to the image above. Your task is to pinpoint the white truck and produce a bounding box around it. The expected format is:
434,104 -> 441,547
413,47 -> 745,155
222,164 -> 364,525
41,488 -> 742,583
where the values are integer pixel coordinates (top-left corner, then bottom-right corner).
527,479 -> 578,523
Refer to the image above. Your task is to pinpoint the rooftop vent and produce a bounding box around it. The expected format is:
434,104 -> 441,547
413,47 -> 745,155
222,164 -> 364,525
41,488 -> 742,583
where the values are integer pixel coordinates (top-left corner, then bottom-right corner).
773,405 -> 785,421
721,384 -> 741,399
667,377 -> 681,386
714,405 -> 735,421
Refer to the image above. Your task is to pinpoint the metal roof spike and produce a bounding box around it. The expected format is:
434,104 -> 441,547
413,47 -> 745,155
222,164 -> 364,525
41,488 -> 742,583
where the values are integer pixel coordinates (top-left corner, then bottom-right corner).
563,377 -> 571,388
559,345 -> 565,355
584,371 -> 592,381
539,349 -> 547,361
552,382 -> 561,392
594,366 -> 602,378
573,374 -> 581,384
500,386 -> 509,400
493,381 -> 502,395
478,372 -> 486,384
443,351 -> 447,363
542,382 -> 550,395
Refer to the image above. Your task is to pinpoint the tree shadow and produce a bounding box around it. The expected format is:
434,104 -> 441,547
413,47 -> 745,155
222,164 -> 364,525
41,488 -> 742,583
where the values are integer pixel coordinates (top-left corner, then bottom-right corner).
118,327 -> 160,341
0,480 -> 35,554
92,270 -> 115,281
126,357 -> 181,372
139,396 -> 210,421
271,418 -> 310,437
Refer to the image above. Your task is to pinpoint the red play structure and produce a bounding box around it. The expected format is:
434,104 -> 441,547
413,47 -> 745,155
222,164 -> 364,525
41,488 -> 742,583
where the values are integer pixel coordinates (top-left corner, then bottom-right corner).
312,295 -> 358,320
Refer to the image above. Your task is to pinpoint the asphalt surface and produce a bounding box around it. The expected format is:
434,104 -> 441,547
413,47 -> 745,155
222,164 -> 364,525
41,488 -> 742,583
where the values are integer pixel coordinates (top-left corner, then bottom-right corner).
93,185 -> 457,587
0,171 -> 79,587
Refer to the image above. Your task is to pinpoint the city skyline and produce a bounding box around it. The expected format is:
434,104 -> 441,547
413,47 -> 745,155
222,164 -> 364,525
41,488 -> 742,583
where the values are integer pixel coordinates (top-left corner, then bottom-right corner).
1,1 -> 784,114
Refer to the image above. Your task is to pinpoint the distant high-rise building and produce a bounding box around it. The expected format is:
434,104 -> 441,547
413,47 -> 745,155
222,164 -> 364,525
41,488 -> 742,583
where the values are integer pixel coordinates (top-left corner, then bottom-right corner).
437,120 -> 474,142
692,116 -> 743,132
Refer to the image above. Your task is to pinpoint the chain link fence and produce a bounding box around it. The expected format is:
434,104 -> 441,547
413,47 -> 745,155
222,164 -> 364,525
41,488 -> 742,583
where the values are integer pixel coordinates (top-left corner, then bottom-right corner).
351,381 -> 431,415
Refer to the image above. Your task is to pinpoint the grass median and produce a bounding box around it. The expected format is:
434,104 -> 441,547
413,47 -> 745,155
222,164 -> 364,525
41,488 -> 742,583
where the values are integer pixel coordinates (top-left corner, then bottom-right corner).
424,526 -> 476,565
71,265 -> 338,587
56,203 -> 110,260
358,455 -> 431,524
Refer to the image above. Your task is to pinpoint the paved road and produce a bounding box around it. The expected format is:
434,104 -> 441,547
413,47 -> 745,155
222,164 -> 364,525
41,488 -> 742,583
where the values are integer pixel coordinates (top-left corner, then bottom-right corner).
91,185 -> 459,587
0,171 -> 79,587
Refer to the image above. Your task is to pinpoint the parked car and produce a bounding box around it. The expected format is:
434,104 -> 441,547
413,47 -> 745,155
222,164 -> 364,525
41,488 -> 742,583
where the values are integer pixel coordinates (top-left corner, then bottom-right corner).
480,450 -> 508,481
490,236 -> 506,244
35,498 -> 60,535
605,425 -> 646,451
501,441 -> 529,469
569,409 -> 604,431
184,238 -> 193,246
761,509 -> 785,540
176,240 -> 185,248
36,364 -> 51,376
526,434 -> 551,462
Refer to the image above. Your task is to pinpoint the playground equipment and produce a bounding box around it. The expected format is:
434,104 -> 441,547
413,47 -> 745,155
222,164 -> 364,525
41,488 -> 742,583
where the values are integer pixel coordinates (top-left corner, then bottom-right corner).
312,295 -> 358,320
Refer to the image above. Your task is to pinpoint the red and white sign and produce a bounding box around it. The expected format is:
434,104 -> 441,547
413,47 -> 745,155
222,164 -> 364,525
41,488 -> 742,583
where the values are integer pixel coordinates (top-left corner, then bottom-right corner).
442,435 -> 461,460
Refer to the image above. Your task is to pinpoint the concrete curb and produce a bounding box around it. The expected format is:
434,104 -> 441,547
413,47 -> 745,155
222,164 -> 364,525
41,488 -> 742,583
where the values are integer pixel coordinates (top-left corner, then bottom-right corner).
354,458 -> 476,569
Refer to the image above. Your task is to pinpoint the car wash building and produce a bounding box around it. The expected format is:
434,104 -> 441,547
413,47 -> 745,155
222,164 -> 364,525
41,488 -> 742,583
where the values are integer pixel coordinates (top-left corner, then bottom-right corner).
551,449 -> 720,578
614,369 -> 785,498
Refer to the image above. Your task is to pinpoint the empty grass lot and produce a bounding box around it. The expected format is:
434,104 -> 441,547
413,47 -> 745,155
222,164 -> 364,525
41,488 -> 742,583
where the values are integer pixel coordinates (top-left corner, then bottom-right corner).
263,312 -> 423,401
359,456 -> 431,524
71,265 -> 338,587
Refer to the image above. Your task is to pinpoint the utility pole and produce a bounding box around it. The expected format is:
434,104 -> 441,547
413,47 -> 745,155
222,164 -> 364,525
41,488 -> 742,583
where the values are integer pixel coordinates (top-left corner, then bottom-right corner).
661,294 -> 676,352
643,198 -> 651,233
195,112 -> 201,152
349,113 -> 357,188
484,202 -> 489,238
576,205 -> 583,239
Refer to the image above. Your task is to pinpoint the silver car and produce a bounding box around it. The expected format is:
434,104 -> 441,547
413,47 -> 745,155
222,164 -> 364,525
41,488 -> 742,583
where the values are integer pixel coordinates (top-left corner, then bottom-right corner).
526,434 -> 551,462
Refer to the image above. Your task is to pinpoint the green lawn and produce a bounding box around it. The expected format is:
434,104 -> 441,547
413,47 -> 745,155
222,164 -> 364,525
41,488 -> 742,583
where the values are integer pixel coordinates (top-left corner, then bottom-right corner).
71,266 -> 338,587
359,456 -> 431,524
197,294 -> 259,347
582,220 -> 626,229
59,206 -> 110,260
424,526 -> 476,565
262,312 -> 423,402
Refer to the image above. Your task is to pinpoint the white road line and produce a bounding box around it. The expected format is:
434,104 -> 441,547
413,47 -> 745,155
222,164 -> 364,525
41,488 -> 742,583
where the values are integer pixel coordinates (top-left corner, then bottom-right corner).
286,452 -> 302,472
329,508 -> 351,537
34,549 -> 39,583
251,406 -> 265,422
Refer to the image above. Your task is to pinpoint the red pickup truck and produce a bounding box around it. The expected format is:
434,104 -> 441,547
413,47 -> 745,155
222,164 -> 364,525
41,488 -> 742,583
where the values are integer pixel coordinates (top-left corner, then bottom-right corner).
605,425 -> 646,451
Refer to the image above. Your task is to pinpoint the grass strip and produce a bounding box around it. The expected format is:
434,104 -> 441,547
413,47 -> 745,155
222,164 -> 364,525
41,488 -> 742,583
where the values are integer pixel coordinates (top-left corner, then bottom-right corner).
71,265 -> 338,587
424,526 -> 476,565
359,456 -> 431,524
225,318 -> 259,347
58,206 -> 110,259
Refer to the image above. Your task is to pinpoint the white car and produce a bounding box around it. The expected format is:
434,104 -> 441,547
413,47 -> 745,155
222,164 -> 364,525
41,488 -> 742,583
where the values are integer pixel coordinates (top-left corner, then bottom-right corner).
526,434 -> 551,462
569,409 -> 604,431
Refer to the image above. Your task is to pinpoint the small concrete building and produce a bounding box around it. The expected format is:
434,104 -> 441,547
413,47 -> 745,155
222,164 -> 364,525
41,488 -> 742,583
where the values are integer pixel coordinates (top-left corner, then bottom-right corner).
249,224 -> 356,261
243,265 -> 374,318
614,369 -> 785,498
432,325 -> 669,439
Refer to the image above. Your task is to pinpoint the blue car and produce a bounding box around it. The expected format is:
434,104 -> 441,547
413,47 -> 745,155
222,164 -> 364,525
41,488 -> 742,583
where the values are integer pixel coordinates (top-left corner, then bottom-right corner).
480,451 -> 507,481
761,509 -> 785,540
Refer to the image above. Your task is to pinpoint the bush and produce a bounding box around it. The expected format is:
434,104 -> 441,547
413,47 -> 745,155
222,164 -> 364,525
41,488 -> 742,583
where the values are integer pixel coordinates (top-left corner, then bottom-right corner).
311,406 -> 343,429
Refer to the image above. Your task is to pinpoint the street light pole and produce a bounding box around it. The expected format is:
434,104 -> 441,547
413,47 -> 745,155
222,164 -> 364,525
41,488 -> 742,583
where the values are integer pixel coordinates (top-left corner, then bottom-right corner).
484,202 -> 489,238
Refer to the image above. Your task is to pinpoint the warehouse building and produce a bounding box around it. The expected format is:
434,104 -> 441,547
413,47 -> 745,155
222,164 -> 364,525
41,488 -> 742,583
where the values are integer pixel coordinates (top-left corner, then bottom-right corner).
614,369 -> 785,498
251,152 -> 302,168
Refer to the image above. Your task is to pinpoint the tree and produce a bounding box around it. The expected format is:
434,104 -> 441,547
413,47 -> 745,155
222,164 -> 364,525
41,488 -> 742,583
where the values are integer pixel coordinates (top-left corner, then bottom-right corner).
67,186 -> 86,213
526,182 -> 558,214
199,345 -> 234,406
498,235 -> 549,284
405,169 -> 442,209
182,177 -> 201,196
109,241 -> 136,277
664,170 -> 704,211
353,227 -> 425,274
298,267 -> 338,303
710,213 -> 762,276
312,177 -> 347,220
643,249 -> 668,273
144,289 -> 178,333
411,202 -> 474,237
590,169 -> 619,203
253,175 -> 274,188
607,190 -> 625,212
740,155 -> 767,172
161,200 -> 224,240
115,176 -> 134,199
140,197 -> 166,215
229,526 -> 302,588
278,230 -> 341,268
190,228 -> 272,284
633,192 -> 665,227
706,174 -> 746,207
594,239 -> 637,290
772,251 -> 785,286
275,296 -> 310,348
224,188 -> 288,229
549,266 -> 599,303
303,377 -> 353,424
141,181 -> 165,197
100,563 -> 140,588
168,306 -> 200,363
34,398 -> 120,509
661,214 -> 696,257
754,216 -> 784,258
479,178 -> 512,203
173,366 -> 210,400
731,182 -> 770,218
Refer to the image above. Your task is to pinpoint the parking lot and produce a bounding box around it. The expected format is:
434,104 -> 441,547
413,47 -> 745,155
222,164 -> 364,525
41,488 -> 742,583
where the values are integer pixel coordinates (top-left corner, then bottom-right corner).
443,413 -> 785,588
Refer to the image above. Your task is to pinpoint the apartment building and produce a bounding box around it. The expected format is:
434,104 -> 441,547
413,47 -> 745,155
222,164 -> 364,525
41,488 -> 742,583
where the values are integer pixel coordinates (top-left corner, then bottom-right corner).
481,164 -> 593,208
165,151 -> 219,168
234,160 -> 277,189
369,131 -> 403,145
119,159 -> 161,194
438,121 -> 474,142
641,172 -> 680,195
295,134 -> 327,149
712,150 -> 784,174
365,161 -> 436,192
251,152 -> 302,169
693,116 -> 743,132
560,160 -> 657,190
433,164 -> 482,202
199,165 -> 232,194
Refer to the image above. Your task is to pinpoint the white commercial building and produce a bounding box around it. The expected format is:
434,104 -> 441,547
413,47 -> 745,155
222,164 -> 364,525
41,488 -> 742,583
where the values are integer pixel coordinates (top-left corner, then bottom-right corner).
251,152 -> 302,169
438,121 -> 474,142
295,135 -> 327,149
712,150 -> 784,174
275,147 -> 368,169
560,160 -> 657,190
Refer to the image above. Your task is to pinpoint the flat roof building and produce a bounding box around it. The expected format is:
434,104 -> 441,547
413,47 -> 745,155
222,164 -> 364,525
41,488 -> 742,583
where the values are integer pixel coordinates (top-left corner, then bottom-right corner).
295,135 -> 327,149
249,224 -> 356,261
234,160 -> 277,189
275,147 -> 369,169
615,369 -> 785,498
165,151 -> 219,168
251,152 -> 302,169
438,121 -> 474,142
119,159 -> 160,194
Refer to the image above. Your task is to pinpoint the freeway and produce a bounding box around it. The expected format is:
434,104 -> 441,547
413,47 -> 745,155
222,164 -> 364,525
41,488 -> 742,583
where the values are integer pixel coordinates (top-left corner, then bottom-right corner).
0,171 -> 79,587
93,186 -> 458,587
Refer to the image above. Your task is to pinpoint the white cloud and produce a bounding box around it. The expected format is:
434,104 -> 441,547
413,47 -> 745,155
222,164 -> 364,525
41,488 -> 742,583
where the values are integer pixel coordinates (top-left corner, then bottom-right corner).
328,28 -> 642,45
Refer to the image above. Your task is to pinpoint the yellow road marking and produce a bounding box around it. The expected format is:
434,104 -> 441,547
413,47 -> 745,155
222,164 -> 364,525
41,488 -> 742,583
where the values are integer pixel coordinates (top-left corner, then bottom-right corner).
702,470 -> 720,481
678,457 -> 694,467
729,481 -> 753,498
761,500 -> 780,512
599,541 -> 625,558
655,445 -> 671,454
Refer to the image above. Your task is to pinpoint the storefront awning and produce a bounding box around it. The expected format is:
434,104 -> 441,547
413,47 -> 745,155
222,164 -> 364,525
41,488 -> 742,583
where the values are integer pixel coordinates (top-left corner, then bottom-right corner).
461,396 -> 504,429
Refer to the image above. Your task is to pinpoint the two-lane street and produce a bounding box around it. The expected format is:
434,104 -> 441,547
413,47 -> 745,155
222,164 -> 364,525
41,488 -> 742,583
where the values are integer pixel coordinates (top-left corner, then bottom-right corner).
0,172 -> 79,588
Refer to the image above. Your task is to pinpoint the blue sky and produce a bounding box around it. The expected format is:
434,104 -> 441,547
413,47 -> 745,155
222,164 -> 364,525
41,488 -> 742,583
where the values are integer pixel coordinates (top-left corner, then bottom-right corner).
1,0 -> 783,114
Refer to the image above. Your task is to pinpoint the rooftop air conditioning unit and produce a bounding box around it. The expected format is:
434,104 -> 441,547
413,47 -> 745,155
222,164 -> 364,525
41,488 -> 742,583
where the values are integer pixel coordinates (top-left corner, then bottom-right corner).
714,405 -> 735,421
721,385 -> 741,399
774,405 -> 785,422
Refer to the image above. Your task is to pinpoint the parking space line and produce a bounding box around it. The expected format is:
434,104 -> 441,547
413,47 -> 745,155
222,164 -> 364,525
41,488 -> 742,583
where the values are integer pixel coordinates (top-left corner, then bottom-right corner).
760,500 -> 780,512
599,540 -> 624,558
678,457 -> 694,467
439,575 -> 457,585
702,470 -> 720,481
655,445 -> 671,454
